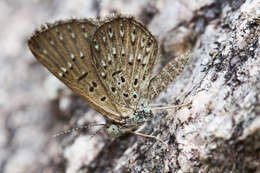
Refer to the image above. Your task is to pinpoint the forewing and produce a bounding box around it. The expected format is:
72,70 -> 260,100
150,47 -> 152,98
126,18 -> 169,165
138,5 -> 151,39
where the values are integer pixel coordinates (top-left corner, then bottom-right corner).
28,19 -> 123,122
91,17 -> 158,110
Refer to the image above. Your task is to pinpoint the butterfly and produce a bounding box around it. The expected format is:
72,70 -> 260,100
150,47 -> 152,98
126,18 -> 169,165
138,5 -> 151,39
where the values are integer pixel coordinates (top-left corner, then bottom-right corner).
28,15 -> 190,146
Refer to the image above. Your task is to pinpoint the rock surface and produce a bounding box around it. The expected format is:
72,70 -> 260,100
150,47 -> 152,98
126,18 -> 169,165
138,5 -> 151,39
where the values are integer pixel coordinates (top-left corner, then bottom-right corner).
1,0 -> 259,173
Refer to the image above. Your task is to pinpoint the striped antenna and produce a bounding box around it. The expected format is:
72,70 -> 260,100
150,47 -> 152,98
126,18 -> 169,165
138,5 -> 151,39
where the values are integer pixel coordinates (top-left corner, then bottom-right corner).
52,123 -> 106,138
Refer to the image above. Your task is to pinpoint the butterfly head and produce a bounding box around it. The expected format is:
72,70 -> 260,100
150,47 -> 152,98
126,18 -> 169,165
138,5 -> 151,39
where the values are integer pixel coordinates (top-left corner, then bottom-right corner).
105,123 -> 128,137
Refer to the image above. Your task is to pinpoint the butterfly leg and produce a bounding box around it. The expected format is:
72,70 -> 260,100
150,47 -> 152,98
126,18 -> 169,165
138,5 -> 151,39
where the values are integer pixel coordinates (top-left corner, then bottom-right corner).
129,130 -> 168,146
151,100 -> 192,111
150,103 -> 164,107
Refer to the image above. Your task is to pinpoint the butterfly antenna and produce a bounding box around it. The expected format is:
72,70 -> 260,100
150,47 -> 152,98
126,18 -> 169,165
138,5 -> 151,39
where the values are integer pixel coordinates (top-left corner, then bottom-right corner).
52,123 -> 105,138
89,127 -> 104,139
150,101 -> 192,111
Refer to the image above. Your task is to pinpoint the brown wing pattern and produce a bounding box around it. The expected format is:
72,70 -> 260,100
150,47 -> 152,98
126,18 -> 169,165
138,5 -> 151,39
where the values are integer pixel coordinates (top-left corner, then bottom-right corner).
28,19 -> 123,123
91,17 -> 158,111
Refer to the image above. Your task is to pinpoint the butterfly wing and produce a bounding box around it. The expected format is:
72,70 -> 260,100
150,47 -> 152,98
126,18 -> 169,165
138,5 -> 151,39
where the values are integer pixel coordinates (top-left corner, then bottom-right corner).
91,17 -> 158,113
28,19 -> 123,123
148,51 -> 191,100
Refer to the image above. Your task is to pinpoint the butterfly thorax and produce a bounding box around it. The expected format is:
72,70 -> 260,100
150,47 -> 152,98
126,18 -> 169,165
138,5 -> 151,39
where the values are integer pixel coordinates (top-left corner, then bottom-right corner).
105,107 -> 153,137
126,107 -> 151,126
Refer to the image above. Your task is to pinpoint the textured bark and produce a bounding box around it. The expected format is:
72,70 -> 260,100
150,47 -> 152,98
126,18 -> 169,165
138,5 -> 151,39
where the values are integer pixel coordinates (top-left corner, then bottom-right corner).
1,0 -> 260,173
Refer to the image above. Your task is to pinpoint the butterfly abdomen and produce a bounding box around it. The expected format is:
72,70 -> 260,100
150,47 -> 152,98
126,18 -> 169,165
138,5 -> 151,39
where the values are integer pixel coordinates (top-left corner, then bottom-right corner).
148,51 -> 191,100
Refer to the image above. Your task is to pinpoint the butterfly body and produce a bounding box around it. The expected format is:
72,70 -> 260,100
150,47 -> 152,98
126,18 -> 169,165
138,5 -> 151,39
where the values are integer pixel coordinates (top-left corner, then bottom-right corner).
105,107 -> 152,137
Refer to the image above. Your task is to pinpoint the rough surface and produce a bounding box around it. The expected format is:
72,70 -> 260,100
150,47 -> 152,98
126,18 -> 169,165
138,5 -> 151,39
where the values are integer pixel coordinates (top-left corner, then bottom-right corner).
1,0 -> 260,173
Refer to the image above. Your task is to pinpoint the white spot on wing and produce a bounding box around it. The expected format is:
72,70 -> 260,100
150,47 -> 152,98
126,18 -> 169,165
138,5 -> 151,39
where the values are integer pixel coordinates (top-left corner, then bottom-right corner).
84,33 -> 88,38
70,32 -> 75,39
70,53 -> 75,60
55,28 -> 63,40
112,47 -> 116,56
59,35 -> 63,40
137,53 -> 142,61
95,44 -> 99,51
107,55 -> 112,63
60,67 -> 67,73
129,54 -> 133,64
58,72 -> 64,77
67,62 -> 72,69
108,25 -> 113,38
141,38 -> 145,48
131,27 -> 136,43
50,40 -> 55,45
79,51 -> 84,59
146,46 -> 151,53
121,48 -> 125,56
101,72 -> 106,78
131,33 -> 135,43
120,24 -> 124,37
101,60 -> 106,68
109,32 -> 113,38
101,30 -> 106,42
